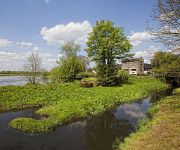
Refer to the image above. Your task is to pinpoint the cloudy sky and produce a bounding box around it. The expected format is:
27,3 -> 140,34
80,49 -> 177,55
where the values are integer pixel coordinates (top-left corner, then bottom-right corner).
0,0 -> 165,71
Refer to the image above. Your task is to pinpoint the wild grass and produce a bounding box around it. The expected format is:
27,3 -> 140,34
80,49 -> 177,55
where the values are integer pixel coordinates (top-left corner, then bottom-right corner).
0,76 -> 167,133
119,88 -> 180,150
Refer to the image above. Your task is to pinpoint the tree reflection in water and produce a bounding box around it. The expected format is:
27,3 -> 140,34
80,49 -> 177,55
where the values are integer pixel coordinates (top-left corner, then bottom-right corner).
85,111 -> 135,150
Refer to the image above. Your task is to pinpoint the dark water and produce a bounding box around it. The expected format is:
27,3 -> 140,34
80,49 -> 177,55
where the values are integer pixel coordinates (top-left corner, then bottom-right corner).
0,90 -> 171,150
0,76 -> 48,86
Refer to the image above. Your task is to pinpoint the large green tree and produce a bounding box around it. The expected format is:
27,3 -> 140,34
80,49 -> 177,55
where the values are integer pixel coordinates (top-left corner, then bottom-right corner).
58,41 -> 86,81
151,51 -> 180,79
85,20 -> 132,85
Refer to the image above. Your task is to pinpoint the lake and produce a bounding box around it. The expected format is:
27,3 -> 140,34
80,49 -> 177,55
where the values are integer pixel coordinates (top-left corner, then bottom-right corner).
0,76 -> 48,86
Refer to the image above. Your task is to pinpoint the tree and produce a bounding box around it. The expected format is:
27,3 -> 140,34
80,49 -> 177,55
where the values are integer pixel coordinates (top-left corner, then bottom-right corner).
58,41 -> 86,81
151,51 -> 180,79
148,0 -> 180,49
85,20 -> 132,85
23,52 -> 41,84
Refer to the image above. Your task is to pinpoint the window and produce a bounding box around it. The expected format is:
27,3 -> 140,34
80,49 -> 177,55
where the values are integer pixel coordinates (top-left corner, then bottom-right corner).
131,69 -> 136,71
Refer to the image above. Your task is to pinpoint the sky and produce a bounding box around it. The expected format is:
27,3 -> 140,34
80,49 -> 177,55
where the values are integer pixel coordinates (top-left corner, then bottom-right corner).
0,0 -> 165,71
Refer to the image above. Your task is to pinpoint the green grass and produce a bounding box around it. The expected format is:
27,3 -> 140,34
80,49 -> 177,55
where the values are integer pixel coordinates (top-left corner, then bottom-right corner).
0,76 -> 167,133
119,88 -> 180,150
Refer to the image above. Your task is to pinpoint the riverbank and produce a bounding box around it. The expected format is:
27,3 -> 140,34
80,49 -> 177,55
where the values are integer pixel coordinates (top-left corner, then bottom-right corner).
119,88 -> 180,150
0,76 -> 167,133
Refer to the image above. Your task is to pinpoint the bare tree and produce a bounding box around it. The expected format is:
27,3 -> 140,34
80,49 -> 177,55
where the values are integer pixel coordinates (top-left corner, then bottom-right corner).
23,52 -> 41,84
147,0 -> 180,50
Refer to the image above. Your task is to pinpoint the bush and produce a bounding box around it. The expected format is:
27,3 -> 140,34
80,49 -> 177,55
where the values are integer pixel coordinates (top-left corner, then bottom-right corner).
77,71 -> 95,79
80,77 -> 98,88
59,57 -> 86,81
97,70 -> 129,86
41,71 -> 49,79
49,67 -> 62,83
116,70 -> 129,83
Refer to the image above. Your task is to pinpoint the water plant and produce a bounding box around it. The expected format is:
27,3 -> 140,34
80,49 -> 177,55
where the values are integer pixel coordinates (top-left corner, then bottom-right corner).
0,76 -> 167,133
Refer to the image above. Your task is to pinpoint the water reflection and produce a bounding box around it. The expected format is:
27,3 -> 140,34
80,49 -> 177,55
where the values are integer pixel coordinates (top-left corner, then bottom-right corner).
85,112 -> 135,150
115,98 -> 151,125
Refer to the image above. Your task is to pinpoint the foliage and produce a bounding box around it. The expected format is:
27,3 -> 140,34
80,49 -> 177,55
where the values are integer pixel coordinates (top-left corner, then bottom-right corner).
116,70 -> 129,83
86,20 -> 132,86
112,138 -> 121,150
60,57 -> 86,81
23,51 -> 42,84
148,0 -> 180,49
49,67 -> 62,83
80,77 -> 98,87
77,71 -> 96,79
151,51 -> 180,79
58,41 -> 86,81
41,70 -> 50,79
0,76 -> 167,133
119,88 -> 180,150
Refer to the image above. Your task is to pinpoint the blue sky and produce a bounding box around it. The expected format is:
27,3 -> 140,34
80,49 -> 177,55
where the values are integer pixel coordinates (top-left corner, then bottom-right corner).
0,0 -> 163,71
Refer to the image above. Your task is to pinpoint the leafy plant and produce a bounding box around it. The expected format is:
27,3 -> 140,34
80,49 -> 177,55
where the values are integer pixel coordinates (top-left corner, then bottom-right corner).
116,70 -> 129,83
0,76 -> 167,133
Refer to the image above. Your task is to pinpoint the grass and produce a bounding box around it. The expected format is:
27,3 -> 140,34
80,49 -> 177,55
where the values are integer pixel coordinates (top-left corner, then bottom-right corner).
0,76 -> 167,133
119,88 -> 180,150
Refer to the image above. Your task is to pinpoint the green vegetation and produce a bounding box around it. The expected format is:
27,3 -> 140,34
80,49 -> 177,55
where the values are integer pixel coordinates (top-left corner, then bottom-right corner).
118,88 -> 180,150
151,51 -> 180,80
77,71 -> 95,79
80,77 -> 98,87
57,41 -> 87,82
116,70 -> 129,83
49,66 -> 62,83
86,20 -> 133,86
0,76 -> 167,133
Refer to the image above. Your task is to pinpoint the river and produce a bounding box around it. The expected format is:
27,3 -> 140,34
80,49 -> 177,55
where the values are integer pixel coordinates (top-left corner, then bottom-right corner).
0,90 -> 171,150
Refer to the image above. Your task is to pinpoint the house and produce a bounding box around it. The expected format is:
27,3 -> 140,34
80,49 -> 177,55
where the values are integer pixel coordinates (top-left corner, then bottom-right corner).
121,57 -> 152,75
144,63 -> 152,74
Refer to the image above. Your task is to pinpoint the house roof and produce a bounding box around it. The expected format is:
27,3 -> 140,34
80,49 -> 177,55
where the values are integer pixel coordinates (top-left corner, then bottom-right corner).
144,63 -> 152,69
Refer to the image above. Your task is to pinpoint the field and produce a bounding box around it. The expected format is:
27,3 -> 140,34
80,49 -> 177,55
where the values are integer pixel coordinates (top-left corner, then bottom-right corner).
0,76 -> 167,133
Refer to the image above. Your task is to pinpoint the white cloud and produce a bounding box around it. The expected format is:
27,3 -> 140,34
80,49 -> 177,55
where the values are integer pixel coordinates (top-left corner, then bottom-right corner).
0,38 -> 13,47
0,51 -> 58,71
134,45 -> 160,63
16,41 -> 40,52
40,21 -> 92,44
16,41 -> 33,47
128,32 -> 154,46
0,51 -> 19,60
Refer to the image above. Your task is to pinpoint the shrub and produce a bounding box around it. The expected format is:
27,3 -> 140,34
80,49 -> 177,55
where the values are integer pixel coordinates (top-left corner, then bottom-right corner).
49,67 -> 62,83
116,70 -> 129,83
41,71 -> 49,79
80,77 -> 98,88
77,71 -> 95,79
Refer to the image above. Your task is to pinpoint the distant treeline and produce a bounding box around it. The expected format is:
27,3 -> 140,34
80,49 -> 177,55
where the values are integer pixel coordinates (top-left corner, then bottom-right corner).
0,71 -> 43,76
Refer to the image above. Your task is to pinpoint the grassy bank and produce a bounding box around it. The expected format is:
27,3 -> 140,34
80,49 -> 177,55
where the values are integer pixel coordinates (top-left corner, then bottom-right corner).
119,88 -> 180,150
0,76 -> 167,133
